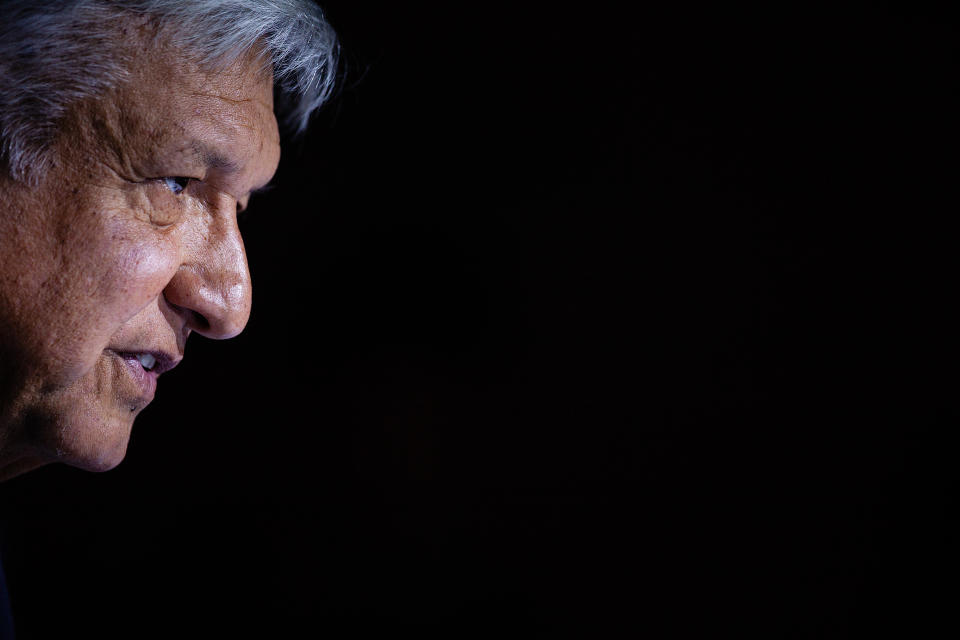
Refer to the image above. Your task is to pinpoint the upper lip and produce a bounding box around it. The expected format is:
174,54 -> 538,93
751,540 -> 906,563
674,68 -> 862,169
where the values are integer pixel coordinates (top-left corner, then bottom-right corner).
112,349 -> 182,375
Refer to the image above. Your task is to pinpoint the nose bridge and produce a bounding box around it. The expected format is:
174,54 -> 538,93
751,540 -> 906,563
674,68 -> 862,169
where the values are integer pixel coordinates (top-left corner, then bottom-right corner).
168,202 -> 252,340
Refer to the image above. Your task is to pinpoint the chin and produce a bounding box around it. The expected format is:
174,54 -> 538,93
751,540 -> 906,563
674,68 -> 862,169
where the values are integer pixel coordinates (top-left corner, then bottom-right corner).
25,400 -> 138,473
59,414 -> 136,473
13,359 -> 150,474
65,438 -> 131,473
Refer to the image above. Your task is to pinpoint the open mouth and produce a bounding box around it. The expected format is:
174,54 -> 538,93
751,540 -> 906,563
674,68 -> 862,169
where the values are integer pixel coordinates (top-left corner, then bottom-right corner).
112,350 -> 178,375
117,352 -> 158,373
133,353 -> 156,371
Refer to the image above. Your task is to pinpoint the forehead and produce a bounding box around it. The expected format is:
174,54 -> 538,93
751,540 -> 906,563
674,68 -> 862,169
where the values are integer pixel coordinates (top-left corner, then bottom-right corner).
94,37 -> 281,192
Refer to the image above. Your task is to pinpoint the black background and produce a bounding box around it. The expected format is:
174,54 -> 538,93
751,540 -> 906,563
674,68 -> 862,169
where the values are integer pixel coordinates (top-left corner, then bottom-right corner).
1,1 -> 957,637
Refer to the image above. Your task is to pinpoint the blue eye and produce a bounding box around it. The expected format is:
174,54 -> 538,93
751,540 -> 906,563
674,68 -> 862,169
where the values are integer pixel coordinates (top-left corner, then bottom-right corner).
161,177 -> 190,195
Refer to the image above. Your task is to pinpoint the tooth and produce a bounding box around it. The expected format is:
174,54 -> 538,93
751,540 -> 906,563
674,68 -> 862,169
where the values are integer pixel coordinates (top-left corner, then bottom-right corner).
137,353 -> 156,370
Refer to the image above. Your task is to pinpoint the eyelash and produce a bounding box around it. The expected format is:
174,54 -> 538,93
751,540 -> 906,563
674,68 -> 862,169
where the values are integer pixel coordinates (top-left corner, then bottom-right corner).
161,176 -> 191,195
159,176 -> 250,215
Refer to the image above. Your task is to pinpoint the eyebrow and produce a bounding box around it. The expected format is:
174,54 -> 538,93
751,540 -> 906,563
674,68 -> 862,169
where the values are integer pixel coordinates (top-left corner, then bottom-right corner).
191,141 -> 240,173
187,139 -> 274,195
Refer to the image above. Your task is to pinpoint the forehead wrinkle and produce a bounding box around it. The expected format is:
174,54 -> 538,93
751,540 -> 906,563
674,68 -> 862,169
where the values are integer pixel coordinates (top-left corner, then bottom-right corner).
188,98 -> 277,151
187,91 -> 267,107
168,66 -> 279,193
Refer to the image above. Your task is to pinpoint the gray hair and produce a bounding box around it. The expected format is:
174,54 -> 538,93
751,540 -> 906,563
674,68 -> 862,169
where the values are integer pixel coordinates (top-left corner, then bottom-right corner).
0,0 -> 339,182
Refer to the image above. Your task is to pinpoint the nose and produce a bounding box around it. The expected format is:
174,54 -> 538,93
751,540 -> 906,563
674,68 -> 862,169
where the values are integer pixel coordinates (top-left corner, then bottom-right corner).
163,201 -> 252,340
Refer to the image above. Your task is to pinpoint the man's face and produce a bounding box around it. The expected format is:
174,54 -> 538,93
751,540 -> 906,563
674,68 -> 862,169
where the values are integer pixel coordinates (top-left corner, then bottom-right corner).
0,40 -> 280,474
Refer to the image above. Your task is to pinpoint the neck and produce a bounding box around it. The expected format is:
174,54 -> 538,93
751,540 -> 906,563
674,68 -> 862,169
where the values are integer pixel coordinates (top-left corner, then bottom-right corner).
0,451 -> 46,483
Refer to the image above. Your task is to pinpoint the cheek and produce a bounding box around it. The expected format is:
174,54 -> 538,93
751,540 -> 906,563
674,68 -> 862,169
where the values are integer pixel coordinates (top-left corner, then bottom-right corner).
97,235 -> 181,324
21,231 -> 180,387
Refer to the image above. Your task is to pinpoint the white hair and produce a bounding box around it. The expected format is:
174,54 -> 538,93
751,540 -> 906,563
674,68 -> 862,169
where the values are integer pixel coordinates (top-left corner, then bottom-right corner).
0,0 -> 339,182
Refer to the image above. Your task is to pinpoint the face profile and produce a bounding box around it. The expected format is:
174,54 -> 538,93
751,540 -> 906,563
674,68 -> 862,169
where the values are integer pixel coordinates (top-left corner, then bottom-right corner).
0,0 -> 337,481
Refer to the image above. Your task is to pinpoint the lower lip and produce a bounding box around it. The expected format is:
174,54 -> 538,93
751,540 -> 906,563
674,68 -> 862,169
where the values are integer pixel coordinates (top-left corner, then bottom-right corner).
118,354 -> 158,402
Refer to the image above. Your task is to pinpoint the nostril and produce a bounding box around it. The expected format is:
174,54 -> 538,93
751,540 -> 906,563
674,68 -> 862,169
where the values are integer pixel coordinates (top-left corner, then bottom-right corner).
189,311 -> 212,334
163,293 -> 210,334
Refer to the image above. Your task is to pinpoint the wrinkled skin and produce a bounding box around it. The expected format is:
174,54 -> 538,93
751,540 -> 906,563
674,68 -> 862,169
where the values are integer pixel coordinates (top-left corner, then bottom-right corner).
0,35 -> 280,480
